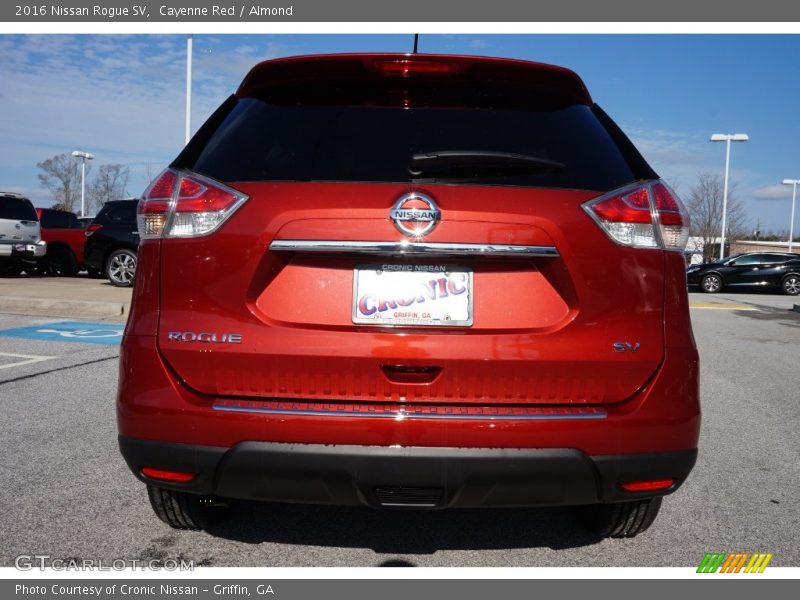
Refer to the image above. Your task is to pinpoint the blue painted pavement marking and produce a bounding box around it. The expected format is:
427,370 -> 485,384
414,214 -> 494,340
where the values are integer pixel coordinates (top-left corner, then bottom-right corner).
0,321 -> 124,345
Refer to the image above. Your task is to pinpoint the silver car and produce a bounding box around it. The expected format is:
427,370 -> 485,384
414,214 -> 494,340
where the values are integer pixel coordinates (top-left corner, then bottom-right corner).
0,192 -> 46,276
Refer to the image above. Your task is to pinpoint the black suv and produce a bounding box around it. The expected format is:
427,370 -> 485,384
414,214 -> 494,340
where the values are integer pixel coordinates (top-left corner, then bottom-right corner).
687,252 -> 800,295
83,199 -> 140,287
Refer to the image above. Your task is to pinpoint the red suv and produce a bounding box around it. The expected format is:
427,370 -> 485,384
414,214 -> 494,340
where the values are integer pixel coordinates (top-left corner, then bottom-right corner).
118,54 -> 700,538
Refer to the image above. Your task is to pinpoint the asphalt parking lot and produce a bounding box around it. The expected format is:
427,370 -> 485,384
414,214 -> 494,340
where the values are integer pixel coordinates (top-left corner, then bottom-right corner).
0,291 -> 798,567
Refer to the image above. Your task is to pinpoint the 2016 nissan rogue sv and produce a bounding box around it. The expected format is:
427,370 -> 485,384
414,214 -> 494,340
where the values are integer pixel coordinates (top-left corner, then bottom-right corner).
118,53 -> 700,537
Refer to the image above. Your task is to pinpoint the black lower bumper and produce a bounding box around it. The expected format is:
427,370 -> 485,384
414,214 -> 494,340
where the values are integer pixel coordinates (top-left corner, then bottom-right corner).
119,437 -> 697,508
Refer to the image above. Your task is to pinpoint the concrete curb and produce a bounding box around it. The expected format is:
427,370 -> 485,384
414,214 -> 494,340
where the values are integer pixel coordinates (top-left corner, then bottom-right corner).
0,295 -> 128,320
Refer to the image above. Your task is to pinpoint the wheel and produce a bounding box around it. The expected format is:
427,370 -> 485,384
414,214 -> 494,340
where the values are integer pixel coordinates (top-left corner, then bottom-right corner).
700,273 -> 722,293
575,497 -> 663,538
47,248 -> 78,277
782,274 -> 800,296
0,262 -> 22,277
23,262 -> 47,276
146,486 -> 220,530
105,249 -> 137,287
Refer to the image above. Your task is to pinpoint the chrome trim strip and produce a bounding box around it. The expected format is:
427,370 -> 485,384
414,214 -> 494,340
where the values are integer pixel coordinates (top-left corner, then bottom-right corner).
269,240 -> 559,258
213,405 -> 606,421
379,502 -> 438,507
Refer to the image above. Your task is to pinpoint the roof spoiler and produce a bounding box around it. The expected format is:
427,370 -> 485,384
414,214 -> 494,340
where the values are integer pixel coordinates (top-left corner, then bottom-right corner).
236,53 -> 592,105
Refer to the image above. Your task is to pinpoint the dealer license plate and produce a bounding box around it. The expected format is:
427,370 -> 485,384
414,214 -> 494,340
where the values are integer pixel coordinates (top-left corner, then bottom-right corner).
352,264 -> 473,326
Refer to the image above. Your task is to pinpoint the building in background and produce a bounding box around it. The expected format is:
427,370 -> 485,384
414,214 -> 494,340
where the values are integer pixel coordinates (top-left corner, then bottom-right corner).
729,240 -> 800,255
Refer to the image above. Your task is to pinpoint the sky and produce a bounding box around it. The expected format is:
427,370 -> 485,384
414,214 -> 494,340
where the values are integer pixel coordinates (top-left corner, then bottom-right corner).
1,33 -> 799,234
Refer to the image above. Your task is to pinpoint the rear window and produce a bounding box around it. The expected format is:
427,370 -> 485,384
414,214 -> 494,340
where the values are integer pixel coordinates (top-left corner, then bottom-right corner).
180,97 -> 644,192
100,203 -> 137,224
40,210 -> 75,229
0,197 -> 37,221
762,253 -> 794,263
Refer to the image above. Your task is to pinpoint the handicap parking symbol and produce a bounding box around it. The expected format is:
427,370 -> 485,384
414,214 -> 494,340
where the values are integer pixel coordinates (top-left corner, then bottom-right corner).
0,321 -> 124,345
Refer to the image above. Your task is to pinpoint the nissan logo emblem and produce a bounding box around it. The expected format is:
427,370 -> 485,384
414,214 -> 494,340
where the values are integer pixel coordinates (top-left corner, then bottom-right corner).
389,192 -> 440,237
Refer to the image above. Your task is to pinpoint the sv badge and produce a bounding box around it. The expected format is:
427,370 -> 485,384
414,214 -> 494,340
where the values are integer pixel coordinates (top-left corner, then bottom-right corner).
613,341 -> 641,353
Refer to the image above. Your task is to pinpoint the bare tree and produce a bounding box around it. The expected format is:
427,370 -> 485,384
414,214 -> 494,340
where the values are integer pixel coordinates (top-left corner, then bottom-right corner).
88,164 -> 130,214
37,153 -> 85,213
686,172 -> 748,262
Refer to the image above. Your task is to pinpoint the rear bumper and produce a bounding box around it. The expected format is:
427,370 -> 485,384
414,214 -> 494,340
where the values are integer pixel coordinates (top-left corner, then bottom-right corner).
82,240 -> 103,269
118,331 -> 700,507
0,241 -> 46,259
119,436 -> 697,508
117,335 -> 701,456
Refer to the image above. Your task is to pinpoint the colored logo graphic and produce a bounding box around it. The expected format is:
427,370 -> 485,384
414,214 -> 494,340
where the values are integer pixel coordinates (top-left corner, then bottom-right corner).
697,552 -> 773,573
0,321 -> 123,346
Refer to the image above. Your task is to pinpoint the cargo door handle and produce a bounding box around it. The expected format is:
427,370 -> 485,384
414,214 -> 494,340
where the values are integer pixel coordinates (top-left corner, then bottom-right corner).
381,365 -> 442,385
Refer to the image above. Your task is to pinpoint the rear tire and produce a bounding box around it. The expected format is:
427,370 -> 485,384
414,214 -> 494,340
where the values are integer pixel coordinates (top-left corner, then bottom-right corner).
47,248 -> 78,277
782,274 -> 800,296
23,262 -> 47,276
105,248 -> 137,287
146,486 -> 219,530
700,273 -> 722,293
0,262 -> 22,277
575,497 -> 663,538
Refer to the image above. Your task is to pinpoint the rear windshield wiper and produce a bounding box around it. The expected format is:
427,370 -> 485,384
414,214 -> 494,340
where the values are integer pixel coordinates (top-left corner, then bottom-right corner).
409,150 -> 565,178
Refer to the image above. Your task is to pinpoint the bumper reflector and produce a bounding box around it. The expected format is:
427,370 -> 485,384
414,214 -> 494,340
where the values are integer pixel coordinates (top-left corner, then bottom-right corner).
141,467 -> 196,483
619,478 -> 674,492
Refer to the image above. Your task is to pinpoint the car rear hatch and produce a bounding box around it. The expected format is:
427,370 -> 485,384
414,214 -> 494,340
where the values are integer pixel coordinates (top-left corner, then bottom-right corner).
152,54 -> 668,406
0,195 -> 40,245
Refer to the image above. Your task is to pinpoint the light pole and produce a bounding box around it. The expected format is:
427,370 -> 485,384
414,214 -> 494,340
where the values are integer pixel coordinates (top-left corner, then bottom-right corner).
185,34 -> 193,145
710,133 -> 748,260
71,150 -> 94,217
781,179 -> 798,253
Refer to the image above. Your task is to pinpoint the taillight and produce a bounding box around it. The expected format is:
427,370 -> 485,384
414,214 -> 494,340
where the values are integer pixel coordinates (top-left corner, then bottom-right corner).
85,223 -> 102,237
583,180 -> 690,251
137,168 -> 248,239
651,182 -> 691,250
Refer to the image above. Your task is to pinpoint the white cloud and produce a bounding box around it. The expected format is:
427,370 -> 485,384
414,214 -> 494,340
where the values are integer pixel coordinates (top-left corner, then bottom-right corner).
623,127 -> 716,192
752,184 -> 795,200
626,128 -> 709,168
469,39 -> 490,49
0,34 -> 264,202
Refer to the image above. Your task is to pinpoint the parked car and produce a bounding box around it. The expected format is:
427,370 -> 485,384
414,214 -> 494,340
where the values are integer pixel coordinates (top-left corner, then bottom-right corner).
83,199 -> 139,287
0,191 -> 46,276
31,208 -> 86,276
687,252 -> 800,295
77,216 -> 95,229
118,53 -> 700,537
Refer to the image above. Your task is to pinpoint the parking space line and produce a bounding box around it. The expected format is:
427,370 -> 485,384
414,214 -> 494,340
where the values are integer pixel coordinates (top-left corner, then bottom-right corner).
0,352 -> 56,370
689,303 -> 759,311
